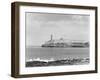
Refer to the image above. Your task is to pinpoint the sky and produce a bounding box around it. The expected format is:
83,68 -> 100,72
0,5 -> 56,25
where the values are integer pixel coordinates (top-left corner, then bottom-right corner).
26,12 -> 90,46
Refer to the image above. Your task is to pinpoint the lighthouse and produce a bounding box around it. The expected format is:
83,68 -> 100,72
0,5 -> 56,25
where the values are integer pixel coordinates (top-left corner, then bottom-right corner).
50,34 -> 53,40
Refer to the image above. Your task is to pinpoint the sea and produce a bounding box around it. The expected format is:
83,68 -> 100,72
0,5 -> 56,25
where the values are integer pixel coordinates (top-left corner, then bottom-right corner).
25,46 -> 89,61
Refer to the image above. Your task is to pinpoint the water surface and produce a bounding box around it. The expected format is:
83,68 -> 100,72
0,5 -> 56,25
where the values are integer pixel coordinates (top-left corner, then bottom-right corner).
26,47 -> 89,61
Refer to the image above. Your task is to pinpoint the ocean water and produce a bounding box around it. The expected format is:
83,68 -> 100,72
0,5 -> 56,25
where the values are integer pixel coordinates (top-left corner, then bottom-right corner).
25,47 -> 89,61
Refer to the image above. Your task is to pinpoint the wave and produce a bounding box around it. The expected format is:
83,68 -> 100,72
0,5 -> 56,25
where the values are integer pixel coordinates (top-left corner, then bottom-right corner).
26,58 -> 55,62
26,57 -> 89,62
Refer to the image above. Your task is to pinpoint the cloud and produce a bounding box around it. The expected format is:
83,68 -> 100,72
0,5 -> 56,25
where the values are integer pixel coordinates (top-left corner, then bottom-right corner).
26,12 -> 89,22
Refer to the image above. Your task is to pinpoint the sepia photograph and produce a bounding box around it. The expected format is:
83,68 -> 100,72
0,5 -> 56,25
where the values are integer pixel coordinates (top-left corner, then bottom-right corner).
25,12 -> 90,67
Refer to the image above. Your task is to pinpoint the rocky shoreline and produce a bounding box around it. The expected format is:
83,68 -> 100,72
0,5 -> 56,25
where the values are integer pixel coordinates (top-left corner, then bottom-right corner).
26,58 -> 89,67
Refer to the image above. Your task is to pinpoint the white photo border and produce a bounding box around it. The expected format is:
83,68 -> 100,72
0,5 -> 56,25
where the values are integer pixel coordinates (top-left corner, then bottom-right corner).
19,5 -> 96,75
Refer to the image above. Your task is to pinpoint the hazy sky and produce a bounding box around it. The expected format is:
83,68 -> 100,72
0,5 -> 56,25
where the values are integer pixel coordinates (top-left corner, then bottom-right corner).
26,12 -> 90,46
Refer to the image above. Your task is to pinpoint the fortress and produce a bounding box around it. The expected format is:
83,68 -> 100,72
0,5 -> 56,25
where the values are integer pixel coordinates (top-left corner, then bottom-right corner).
41,35 -> 89,47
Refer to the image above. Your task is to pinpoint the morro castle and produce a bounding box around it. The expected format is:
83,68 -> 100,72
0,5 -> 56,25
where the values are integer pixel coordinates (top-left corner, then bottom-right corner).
41,35 -> 89,48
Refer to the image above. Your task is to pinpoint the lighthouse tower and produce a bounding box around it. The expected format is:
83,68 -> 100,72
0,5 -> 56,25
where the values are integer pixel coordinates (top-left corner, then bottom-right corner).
50,34 -> 53,40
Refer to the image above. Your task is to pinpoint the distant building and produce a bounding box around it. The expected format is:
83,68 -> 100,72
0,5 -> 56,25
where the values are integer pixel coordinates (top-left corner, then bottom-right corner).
41,35 -> 89,48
